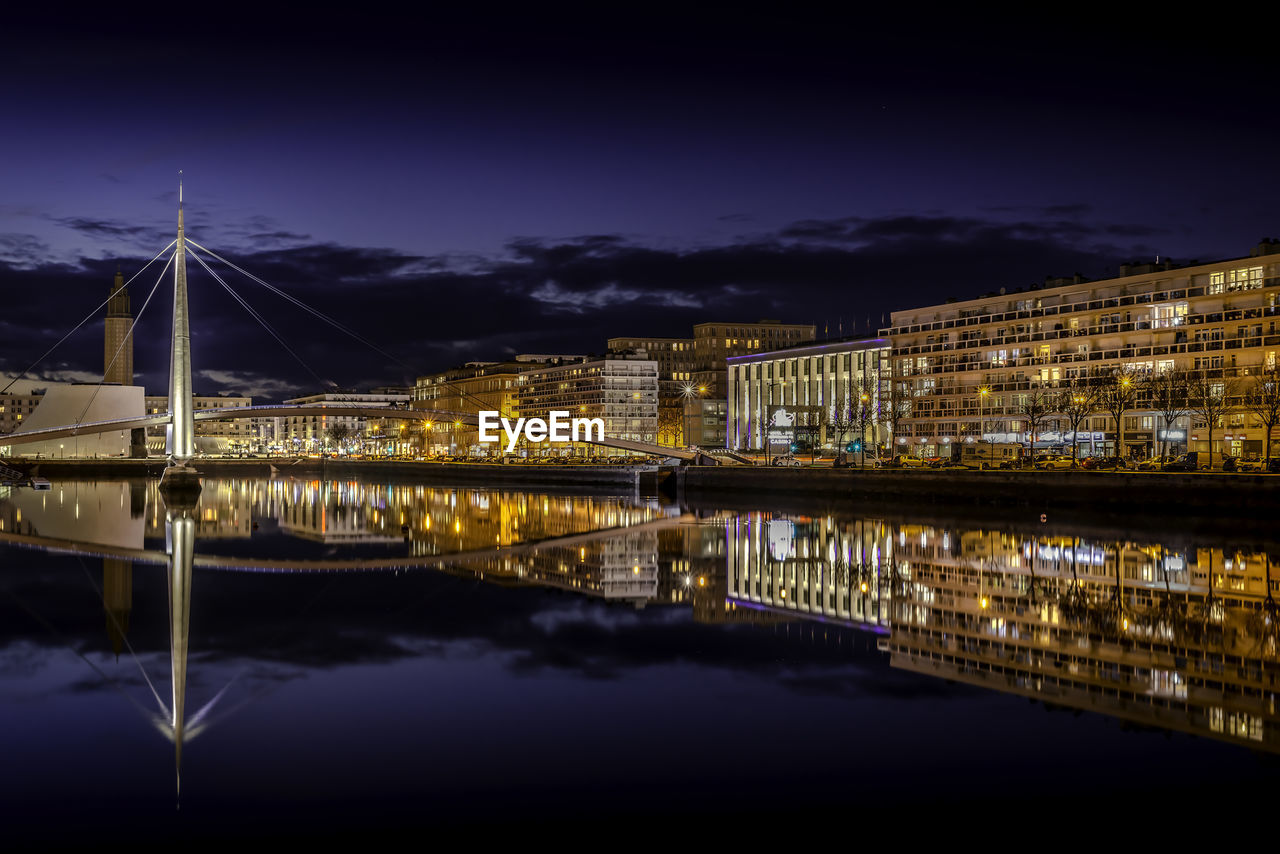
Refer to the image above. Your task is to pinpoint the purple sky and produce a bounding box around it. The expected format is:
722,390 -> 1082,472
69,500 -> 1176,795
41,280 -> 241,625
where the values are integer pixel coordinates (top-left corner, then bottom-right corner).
2,9 -> 1276,399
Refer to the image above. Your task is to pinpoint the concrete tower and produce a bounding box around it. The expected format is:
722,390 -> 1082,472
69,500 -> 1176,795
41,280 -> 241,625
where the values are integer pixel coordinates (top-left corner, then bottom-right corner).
104,267 -> 133,385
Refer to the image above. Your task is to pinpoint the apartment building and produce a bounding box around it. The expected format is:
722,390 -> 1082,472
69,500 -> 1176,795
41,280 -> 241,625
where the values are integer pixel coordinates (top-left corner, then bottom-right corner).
412,357 -> 555,454
516,353 -> 658,454
884,241 -> 1280,459
144,392 -> 252,453
274,390 -> 411,452
0,393 -> 45,434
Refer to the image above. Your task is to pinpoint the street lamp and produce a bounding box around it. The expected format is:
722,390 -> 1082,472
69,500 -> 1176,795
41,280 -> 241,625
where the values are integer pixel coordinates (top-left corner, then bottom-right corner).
979,386 -> 992,467
858,391 -> 871,468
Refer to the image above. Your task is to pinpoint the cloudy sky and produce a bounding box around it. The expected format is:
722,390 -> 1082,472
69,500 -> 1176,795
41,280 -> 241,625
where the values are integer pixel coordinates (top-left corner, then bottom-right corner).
2,9 -> 1275,400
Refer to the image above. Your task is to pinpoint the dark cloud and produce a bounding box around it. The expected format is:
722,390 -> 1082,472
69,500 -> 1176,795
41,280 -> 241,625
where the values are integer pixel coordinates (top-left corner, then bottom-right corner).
52,217 -> 157,240
0,211 -> 1208,401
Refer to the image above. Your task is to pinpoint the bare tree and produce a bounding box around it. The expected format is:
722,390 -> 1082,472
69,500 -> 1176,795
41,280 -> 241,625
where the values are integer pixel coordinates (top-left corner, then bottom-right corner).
825,400 -> 856,458
326,422 -> 351,453
1016,386 -> 1056,453
1099,366 -> 1141,459
656,403 -> 684,447
1188,375 -> 1240,470
1057,376 -> 1101,464
851,378 -> 877,467
1146,368 -> 1192,458
1244,370 -> 1280,464
878,378 -> 912,460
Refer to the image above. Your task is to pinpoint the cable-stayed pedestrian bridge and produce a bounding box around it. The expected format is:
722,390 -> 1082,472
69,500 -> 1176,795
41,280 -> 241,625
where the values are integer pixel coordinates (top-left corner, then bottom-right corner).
0,404 -> 710,461
1,183 -> 713,465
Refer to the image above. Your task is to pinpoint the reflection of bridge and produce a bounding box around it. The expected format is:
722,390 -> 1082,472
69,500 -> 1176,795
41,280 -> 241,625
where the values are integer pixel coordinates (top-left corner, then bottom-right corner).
1,185 -> 712,464
0,511 -> 692,573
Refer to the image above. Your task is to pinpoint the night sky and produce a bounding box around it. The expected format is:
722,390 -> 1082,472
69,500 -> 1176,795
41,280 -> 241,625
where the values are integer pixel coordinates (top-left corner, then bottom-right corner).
2,9 -> 1276,400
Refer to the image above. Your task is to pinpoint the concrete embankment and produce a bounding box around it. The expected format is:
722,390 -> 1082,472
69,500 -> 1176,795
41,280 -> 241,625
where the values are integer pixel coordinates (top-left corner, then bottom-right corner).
677,466 -> 1277,518
17,457 -> 649,490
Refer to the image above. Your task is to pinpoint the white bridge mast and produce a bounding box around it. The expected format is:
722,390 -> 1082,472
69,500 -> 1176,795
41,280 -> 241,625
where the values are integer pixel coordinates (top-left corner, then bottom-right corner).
167,173 -> 194,462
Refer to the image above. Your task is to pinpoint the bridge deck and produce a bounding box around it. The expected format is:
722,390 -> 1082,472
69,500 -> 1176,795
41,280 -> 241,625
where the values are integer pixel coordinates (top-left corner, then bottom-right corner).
0,404 -> 707,461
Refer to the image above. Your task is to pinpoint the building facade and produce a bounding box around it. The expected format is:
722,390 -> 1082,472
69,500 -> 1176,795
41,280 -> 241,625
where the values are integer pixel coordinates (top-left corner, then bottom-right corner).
144,393 -> 253,453
0,392 -> 44,434
515,354 -> 659,454
609,320 -> 815,448
726,337 -> 891,455
412,357 -> 552,455
274,391 -> 411,453
884,242 -> 1280,460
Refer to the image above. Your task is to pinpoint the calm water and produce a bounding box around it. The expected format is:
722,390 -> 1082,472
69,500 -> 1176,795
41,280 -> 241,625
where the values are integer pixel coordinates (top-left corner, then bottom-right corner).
2,476 -> 1277,838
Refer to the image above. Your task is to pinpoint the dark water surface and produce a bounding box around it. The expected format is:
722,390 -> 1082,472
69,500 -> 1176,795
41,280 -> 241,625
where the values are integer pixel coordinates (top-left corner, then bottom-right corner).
2,477 -> 1276,838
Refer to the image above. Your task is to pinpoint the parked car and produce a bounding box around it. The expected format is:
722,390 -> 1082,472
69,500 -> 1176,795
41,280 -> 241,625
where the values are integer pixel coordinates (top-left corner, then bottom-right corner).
1236,457 -> 1265,473
1034,454 -> 1074,470
1135,455 -> 1175,471
1162,452 -> 1202,472
772,454 -> 802,467
1081,455 -> 1127,470
1221,455 -> 1239,472
877,455 -> 928,468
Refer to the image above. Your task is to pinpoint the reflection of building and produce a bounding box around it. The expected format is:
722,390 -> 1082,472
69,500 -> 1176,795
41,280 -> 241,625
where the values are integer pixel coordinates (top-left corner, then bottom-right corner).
726,337 -> 890,453
884,241 -> 1280,459
726,513 -> 895,629
102,558 -> 132,657
446,529 -> 660,605
726,508 -> 1280,752
885,529 -> 1280,750
144,479 -> 253,540
516,354 -> 659,454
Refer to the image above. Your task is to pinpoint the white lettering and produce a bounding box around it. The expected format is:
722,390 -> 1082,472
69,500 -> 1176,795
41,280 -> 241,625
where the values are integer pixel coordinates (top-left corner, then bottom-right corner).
502,417 -> 525,454
549,410 -> 570,442
478,411 -> 500,444
573,417 -> 604,442
525,419 -> 548,443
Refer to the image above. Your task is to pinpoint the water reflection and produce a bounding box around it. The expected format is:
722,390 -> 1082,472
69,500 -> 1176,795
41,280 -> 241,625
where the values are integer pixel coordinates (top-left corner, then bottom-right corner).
2,475 -> 1279,818
726,511 -> 1280,750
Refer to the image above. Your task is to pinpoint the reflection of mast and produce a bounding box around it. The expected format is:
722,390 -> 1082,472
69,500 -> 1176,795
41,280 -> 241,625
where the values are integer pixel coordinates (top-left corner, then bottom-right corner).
165,501 -> 195,799
102,558 -> 133,659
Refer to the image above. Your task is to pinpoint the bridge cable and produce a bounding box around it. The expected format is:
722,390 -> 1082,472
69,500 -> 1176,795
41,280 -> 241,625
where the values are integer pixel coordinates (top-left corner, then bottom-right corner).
1,240 -> 177,395
185,239 -> 502,416
185,239 -> 412,373
73,249 -> 176,429
188,248 -> 331,392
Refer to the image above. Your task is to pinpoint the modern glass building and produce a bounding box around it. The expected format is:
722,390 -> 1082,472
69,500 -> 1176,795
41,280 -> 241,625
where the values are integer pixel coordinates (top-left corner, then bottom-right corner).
725,337 -> 891,454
